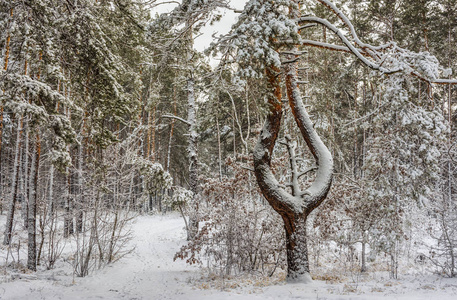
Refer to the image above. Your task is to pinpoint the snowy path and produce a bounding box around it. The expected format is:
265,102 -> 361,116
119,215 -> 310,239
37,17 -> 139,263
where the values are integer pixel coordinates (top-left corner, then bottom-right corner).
0,214 -> 243,300
1,213 -> 457,299
1,214 -> 203,299
62,214 -> 199,299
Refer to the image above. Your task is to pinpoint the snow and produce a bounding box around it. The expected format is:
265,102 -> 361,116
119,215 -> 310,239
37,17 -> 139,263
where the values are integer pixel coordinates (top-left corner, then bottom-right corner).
1,213 -> 457,299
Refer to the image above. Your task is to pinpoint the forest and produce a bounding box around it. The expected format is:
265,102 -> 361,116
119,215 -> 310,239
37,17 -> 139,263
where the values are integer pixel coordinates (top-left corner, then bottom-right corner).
0,0 -> 456,299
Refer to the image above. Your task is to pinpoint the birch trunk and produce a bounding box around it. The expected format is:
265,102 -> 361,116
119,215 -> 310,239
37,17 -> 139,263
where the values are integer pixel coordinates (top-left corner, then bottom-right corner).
187,77 -> 199,240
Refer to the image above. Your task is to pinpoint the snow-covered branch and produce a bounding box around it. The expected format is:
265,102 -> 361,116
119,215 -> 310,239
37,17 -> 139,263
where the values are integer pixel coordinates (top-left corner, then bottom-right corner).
295,0 -> 457,85
162,114 -> 191,126
300,16 -> 402,74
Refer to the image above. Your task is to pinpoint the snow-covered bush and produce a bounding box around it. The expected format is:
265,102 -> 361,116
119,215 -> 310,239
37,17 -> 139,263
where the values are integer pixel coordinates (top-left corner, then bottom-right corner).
175,156 -> 286,277
165,186 -> 194,209
138,159 -> 173,193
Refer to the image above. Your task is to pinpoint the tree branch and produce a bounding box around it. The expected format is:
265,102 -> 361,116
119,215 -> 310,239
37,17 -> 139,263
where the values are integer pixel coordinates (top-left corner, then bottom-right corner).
162,114 -> 191,126
298,167 -> 317,179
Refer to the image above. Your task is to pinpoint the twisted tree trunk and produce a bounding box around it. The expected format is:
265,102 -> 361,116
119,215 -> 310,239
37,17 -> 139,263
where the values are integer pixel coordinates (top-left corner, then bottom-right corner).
253,58 -> 333,282
253,3 -> 333,282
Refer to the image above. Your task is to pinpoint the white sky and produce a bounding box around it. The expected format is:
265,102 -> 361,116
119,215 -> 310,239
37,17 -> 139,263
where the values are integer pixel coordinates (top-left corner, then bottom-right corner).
194,0 -> 247,52
151,0 -> 248,53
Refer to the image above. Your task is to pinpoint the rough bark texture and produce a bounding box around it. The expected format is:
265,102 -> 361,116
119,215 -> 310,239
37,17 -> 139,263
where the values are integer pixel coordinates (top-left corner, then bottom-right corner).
284,214 -> 312,283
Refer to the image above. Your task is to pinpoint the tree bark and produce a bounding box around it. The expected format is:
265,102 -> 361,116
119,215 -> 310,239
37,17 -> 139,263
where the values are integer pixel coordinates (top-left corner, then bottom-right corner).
0,106 -> 3,211
187,77 -> 199,240
361,237 -> 367,272
22,121 -> 30,228
284,213 -> 312,282
3,117 -> 24,245
0,9 -> 14,209
166,86 -> 177,172
27,134 -> 40,271
64,168 -> 74,237
76,143 -> 84,233
48,164 -> 55,216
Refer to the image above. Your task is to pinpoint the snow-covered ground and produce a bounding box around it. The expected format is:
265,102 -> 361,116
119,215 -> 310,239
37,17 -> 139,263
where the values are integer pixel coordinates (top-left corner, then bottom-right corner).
0,213 -> 457,300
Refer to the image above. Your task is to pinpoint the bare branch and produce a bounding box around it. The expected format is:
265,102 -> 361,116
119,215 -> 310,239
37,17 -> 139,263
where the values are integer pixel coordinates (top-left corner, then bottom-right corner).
298,167 -> 317,179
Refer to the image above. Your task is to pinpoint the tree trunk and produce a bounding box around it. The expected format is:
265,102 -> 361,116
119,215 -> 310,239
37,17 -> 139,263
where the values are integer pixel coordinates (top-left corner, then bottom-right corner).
27,134 -> 40,271
0,105 -> 4,208
3,9 -> 12,70
147,110 -> 152,159
187,77 -> 199,240
216,116 -> 223,181
361,233 -> 367,272
76,143 -> 84,233
0,8 -> 13,209
48,164 -> 55,216
252,2 -> 333,282
166,86 -> 177,172
22,121 -> 29,228
64,168 -> 74,237
3,117 -> 24,245
151,106 -> 156,162
284,214 -> 312,282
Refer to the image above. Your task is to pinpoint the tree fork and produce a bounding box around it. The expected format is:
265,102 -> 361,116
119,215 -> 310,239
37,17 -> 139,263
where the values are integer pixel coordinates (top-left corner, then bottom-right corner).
253,1 -> 333,282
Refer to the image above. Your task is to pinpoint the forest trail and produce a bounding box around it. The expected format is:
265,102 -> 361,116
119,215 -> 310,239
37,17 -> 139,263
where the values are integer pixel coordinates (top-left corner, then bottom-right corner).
64,214 -> 197,299
0,214 -> 251,299
1,213 -> 457,300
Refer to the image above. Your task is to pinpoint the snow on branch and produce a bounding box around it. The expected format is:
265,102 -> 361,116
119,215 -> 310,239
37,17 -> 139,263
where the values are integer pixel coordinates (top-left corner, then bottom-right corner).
300,39 -> 366,55
162,114 -> 191,126
300,16 -> 402,74
314,0 -> 393,53
293,0 -> 457,85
